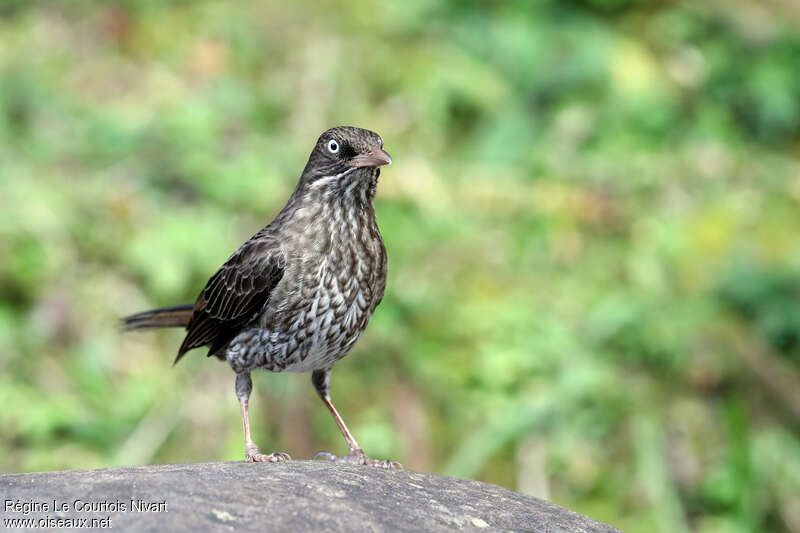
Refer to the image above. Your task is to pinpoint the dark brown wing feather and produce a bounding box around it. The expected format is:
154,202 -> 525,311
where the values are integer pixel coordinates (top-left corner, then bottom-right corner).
175,237 -> 285,363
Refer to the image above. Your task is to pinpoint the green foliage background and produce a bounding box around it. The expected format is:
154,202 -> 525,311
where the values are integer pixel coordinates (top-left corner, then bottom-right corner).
2,1 -> 800,531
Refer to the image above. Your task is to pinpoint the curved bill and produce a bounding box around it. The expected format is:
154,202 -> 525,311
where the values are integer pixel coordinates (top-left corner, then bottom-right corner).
350,146 -> 392,168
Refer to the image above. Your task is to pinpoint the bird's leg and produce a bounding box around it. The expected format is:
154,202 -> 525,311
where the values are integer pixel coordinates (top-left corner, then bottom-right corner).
236,372 -> 290,463
311,369 -> 401,469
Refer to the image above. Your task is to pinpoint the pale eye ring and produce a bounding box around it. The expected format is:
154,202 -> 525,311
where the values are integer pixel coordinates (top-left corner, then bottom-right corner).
327,139 -> 339,153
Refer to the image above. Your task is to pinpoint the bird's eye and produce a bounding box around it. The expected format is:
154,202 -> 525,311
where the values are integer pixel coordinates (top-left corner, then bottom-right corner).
327,140 -> 339,154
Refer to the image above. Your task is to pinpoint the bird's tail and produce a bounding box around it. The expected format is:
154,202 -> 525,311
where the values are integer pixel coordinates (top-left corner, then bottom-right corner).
121,304 -> 194,331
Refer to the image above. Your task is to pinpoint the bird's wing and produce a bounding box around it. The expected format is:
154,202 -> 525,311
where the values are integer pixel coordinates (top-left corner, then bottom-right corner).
176,237 -> 285,362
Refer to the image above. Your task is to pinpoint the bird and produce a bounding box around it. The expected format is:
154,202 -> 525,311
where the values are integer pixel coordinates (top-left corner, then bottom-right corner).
122,126 -> 400,468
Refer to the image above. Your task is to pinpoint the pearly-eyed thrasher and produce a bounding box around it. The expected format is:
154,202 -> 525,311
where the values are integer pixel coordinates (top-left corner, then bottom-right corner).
123,126 -> 399,468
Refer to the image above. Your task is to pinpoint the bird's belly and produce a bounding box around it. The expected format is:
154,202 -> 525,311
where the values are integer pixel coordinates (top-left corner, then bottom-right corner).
225,280 -> 377,374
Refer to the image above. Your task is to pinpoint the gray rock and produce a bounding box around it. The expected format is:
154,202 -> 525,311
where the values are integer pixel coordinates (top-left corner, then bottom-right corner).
0,461 -> 622,532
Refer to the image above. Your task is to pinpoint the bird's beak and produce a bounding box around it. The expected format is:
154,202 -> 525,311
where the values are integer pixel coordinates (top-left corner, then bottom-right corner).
350,146 -> 392,168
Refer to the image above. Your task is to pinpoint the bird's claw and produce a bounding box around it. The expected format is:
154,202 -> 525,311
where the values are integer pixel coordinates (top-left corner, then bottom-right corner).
245,446 -> 290,463
313,449 -> 402,469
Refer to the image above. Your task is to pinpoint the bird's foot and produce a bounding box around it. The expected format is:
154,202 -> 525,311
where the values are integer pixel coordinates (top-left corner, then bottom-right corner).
245,444 -> 290,463
313,449 -> 402,469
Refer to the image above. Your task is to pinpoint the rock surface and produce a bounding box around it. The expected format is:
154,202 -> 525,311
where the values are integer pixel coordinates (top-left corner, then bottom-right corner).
0,461 -> 622,532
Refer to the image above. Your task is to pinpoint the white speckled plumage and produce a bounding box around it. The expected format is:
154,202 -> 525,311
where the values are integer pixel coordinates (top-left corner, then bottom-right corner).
225,171 -> 386,375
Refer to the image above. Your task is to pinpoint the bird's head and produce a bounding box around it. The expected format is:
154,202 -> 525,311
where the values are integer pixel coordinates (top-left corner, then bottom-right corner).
300,126 -> 392,195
